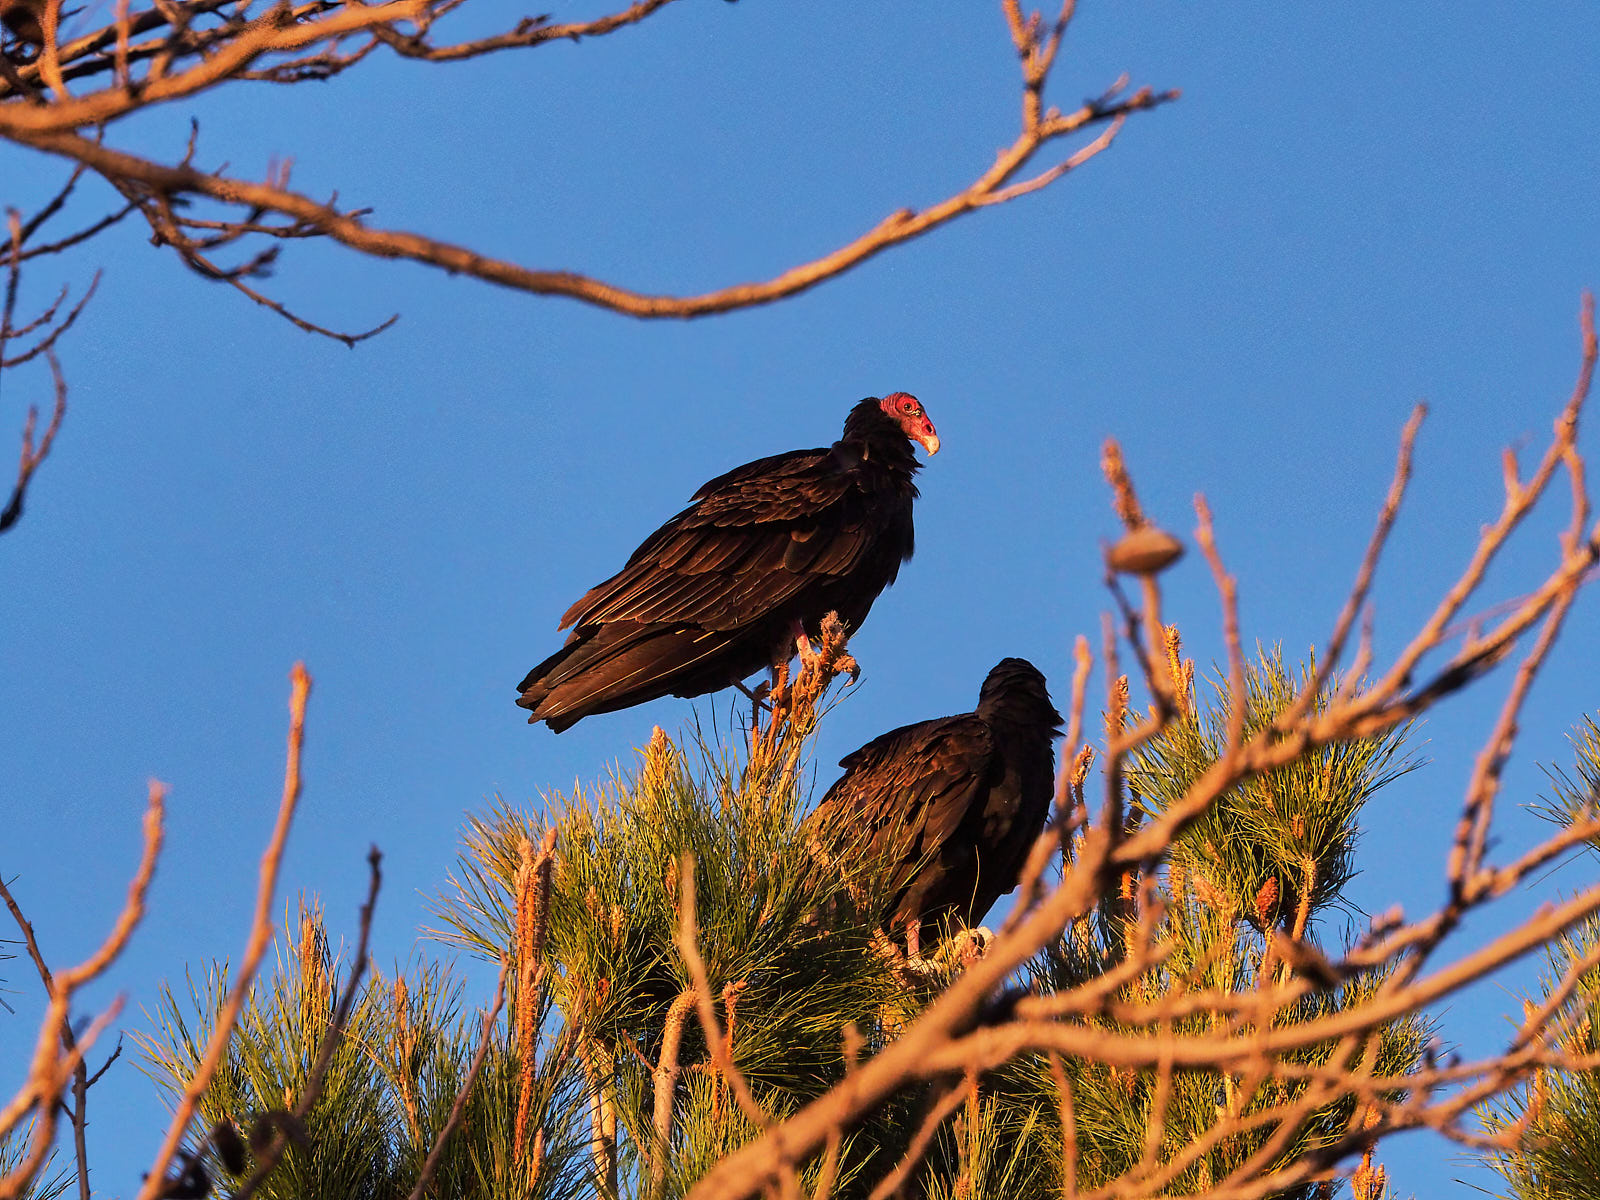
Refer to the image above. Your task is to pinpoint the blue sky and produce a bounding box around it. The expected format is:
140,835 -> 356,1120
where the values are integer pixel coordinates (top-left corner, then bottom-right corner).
3,1 -> 1599,1193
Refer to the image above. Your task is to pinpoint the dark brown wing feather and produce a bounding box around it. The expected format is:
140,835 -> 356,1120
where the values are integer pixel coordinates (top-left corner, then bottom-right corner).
806,715 -> 1002,929
518,433 -> 916,731
557,447 -> 876,632
805,657 -> 1062,932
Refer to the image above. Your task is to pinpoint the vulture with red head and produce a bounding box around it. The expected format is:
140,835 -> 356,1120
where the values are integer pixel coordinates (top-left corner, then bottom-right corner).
517,394 -> 940,731
805,658 -> 1062,935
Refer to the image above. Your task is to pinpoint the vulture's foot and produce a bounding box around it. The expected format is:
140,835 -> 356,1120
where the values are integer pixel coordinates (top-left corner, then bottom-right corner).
791,618 -> 817,665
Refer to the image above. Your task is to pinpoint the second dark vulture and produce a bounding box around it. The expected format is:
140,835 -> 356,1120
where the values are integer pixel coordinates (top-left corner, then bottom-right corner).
517,393 -> 940,731
804,658 -> 1062,935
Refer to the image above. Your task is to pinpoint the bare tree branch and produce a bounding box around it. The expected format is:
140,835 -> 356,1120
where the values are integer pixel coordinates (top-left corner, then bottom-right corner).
0,349 -> 64,533
3,2 -> 1175,336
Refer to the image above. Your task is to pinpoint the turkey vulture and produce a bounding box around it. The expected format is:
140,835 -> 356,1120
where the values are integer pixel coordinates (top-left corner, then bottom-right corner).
517,394 -> 940,731
804,658 -> 1061,934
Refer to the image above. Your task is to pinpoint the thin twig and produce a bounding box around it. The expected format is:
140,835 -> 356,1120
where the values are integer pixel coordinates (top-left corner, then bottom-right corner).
0,882 -> 92,1200
137,665 -> 311,1200
1047,1050 -> 1078,1200
0,351 -> 67,535
405,957 -> 509,1200
231,844 -> 383,1200
673,857 -> 772,1131
866,1072 -> 976,1200
0,783 -> 164,1200
649,990 -> 698,1200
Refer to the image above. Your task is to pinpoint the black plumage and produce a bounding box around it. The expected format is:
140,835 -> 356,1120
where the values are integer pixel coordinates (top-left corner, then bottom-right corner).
804,658 -> 1062,933
517,394 -> 940,732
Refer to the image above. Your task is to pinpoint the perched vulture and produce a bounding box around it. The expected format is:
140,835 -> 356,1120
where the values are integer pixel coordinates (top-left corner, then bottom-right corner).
804,658 -> 1062,934
516,394 -> 940,732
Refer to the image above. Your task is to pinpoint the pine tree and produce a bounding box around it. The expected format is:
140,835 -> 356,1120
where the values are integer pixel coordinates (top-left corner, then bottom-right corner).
137,899 -> 594,1200
138,635 -> 1438,1199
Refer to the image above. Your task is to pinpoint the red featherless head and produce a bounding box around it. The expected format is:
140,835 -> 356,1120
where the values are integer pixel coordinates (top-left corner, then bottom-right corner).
879,392 -> 940,455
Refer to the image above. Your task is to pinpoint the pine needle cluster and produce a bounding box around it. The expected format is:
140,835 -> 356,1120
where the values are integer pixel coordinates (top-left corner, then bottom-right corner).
136,901 -> 593,1200
1127,653 -> 1414,937
0,1124 -> 67,1200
